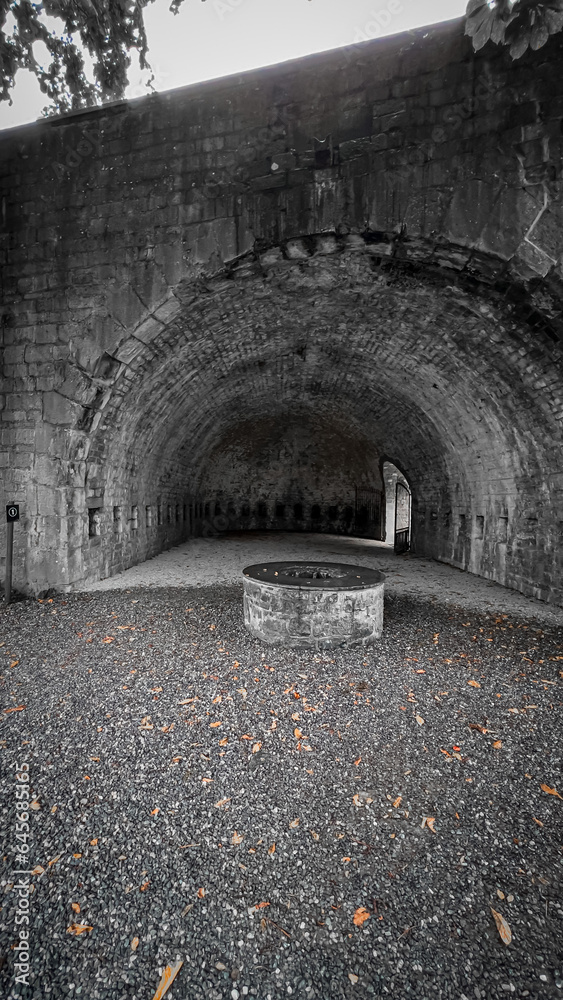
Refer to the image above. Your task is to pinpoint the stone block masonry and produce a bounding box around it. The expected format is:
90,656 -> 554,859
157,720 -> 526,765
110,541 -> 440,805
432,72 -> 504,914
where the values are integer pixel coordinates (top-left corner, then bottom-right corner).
0,17 -> 562,604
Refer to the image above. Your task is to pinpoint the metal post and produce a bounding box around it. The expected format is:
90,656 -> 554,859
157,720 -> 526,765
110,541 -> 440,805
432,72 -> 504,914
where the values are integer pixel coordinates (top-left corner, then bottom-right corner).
5,520 -> 13,605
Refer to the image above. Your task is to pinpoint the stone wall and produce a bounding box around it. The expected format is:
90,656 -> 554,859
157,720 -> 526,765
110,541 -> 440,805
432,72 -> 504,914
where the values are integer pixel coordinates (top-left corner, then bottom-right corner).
192,413 -> 383,538
0,17 -> 562,602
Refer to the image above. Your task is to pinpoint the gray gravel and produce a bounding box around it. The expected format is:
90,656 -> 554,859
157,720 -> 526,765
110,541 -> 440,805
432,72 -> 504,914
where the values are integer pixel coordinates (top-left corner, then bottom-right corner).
1,582 -> 562,1000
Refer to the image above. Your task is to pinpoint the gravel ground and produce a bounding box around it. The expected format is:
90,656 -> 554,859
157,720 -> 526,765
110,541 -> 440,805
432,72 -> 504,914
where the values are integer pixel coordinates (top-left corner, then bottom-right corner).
1,555 -> 562,999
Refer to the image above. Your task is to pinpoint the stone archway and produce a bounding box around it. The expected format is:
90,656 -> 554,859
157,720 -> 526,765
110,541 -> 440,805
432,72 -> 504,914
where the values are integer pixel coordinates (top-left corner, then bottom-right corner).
2,19 -> 562,605
62,233 -> 562,604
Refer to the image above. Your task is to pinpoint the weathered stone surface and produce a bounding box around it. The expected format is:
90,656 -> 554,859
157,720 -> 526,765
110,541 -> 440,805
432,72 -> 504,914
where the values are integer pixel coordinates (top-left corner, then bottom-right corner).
0,19 -> 562,604
242,562 -> 385,648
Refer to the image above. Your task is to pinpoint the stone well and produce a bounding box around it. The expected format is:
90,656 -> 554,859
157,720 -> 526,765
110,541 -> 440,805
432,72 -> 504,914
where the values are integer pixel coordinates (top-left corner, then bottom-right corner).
242,562 -> 385,649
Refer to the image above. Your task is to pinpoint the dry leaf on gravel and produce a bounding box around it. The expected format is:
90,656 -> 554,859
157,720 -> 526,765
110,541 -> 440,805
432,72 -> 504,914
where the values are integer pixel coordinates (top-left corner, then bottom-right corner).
415,715 -> 424,726
490,907 -> 512,945
353,907 -> 370,926
71,902 -> 80,913
214,797 -> 231,809
131,937 -> 139,951
348,973 -> 359,984
492,740 -> 502,749
197,888 -> 205,898
268,843 -> 276,855
251,742 -> 262,754
532,817 -> 544,827
421,816 -> 436,833
310,830 -> 319,841
3,705 -> 25,714
232,831 -> 244,844
468,680 -> 481,688
209,721 -> 222,728
289,818 -> 300,828
67,924 -> 93,936
392,796 -> 402,808
151,960 -> 184,1000
540,784 -> 562,799
253,901 -> 270,910
294,728 -> 304,739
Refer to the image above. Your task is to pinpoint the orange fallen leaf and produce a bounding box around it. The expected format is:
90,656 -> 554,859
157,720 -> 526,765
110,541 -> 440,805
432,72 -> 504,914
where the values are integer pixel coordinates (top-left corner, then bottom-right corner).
197,887 -> 205,898
218,737 -> 228,746
90,838 -> 98,846
150,808 -> 159,816
209,721 -> 222,728
101,637 -> 115,643
532,817 -> 544,827
289,818 -> 300,828
421,816 -> 436,833
251,742 -> 262,754
151,960 -> 184,1000
67,923 -> 93,936
214,797 -> 231,809
31,865 -> 45,876
352,793 -> 362,806
131,936 -> 139,951
232,830 -> 244,845
392,796 -> 402,808
440,749 -> 451,757
294,728 -> 303,739
353,907 -> 370,927
348,972 -> 359,984
139,881 -> 150,892
71,902 -> 80,913
254,901 -> 270,910
240,734 -> 253,740
310,830 -> 319,841
492,740 -> 502,749
490,907 -> 512,945
354,756 -> 362,766
201,777 -> 212,783
415,715 -> 424,726
540,783 -> 562,799
4,705 -> 25,714
268,842 -> 276,854
468,679 -> 481,688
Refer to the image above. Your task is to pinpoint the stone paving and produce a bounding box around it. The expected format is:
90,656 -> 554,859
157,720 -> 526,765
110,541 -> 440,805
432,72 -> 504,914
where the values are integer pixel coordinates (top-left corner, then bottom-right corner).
86,532 -> 563,625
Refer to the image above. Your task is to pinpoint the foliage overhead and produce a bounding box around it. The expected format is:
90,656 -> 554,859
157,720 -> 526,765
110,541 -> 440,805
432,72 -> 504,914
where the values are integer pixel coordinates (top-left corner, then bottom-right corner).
0,0 -> 158,113
465,0 -> 563,59
0,0 -> 562,116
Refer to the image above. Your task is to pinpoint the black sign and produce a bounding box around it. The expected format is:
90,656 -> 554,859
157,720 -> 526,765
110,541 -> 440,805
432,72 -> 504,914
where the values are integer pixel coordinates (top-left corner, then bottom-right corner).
6,504 -> 19,522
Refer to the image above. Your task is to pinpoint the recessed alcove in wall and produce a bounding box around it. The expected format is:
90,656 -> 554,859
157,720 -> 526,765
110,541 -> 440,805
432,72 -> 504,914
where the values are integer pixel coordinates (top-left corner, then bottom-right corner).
190,410 -> 384,539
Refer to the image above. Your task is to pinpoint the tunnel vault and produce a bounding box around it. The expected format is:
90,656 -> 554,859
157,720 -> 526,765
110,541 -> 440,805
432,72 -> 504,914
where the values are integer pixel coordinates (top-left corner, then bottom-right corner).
1,18 -> 562,604
75,234 -> 563,602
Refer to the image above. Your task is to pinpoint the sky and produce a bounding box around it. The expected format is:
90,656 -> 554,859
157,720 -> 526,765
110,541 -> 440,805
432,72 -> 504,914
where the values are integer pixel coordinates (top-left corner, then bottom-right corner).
0,0 -> 468,131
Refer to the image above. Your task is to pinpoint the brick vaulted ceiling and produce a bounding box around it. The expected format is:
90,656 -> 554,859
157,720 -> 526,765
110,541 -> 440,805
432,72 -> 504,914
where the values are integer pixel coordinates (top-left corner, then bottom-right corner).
1,18 -> 562,601
85,235 -> 563,603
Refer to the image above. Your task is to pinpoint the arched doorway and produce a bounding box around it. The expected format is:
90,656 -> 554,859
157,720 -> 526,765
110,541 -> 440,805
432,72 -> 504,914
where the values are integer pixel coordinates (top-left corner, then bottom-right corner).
382,461 -> 412,554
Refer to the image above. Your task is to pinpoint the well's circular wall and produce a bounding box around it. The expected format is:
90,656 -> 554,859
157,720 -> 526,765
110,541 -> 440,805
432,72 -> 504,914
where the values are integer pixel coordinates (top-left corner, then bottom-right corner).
242,561 -> 385,649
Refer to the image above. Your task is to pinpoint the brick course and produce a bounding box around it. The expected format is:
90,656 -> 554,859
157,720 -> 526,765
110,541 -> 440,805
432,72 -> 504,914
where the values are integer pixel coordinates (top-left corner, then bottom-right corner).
0,19 -> 562,602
